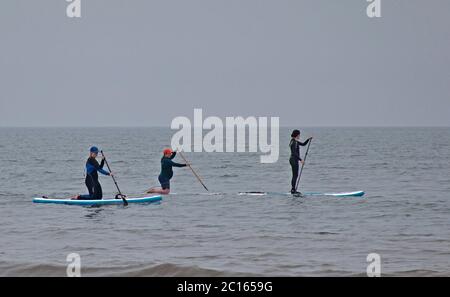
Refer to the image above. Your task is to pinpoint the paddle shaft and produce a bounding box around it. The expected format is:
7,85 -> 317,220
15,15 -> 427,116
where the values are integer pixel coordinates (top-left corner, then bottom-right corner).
100,151 -> 128,206
178,151 -> 209,192
295,138 -> 312,191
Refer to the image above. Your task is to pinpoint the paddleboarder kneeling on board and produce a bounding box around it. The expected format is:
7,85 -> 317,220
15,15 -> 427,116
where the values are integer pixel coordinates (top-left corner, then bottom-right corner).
73,146 -> 113,200
290,130 -> 312,195
147,148 -> 188,195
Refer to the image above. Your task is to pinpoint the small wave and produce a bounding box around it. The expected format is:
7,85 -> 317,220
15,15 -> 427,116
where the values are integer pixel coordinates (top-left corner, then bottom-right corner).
0,262 -> 244,277
312,232 -> 339,235
306,269 -> 450,277
110,160 -> 127,164
212,165 -> 228,169
10,173 -> 26,178
0,192 -> 21,198
221,174 -> 239,178
0,263 -> 65,277
306,269 -> 360,277
395,233 -> 434,237
382,269 -> 448,277
106,263 -> 239,277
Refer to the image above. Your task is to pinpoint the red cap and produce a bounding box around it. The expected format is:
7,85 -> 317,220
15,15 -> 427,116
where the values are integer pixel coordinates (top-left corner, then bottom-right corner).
163,148 -> 173,155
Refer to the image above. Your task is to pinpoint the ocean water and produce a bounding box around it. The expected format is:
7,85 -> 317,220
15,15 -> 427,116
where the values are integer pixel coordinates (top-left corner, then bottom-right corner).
0,127 -> 449,276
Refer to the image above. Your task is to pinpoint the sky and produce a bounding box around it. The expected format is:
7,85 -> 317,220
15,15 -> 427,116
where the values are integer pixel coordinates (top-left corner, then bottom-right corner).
0,0 -> 449,127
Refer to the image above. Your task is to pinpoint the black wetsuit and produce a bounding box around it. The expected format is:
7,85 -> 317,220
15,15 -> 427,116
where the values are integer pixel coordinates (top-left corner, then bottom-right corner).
289,138 -> 310,192
82,157 -> 110,200
158,152 -> 187,189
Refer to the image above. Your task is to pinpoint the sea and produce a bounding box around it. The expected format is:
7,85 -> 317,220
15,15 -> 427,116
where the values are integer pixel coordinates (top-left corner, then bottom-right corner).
0,127 -> 449,276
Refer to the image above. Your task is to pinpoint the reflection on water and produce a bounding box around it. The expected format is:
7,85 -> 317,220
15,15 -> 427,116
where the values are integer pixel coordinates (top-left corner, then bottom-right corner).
84,207 -> 105,219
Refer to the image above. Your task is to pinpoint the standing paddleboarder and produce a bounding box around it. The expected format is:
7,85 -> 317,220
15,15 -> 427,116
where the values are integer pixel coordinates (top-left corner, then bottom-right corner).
147,148 -> 188,195
289,130 -> 312,195
73,146 -> 113,200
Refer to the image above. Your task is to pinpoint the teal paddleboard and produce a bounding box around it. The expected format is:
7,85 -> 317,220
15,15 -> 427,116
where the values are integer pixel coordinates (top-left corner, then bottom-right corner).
33,195 -> 162,206
238,191 -> 365,197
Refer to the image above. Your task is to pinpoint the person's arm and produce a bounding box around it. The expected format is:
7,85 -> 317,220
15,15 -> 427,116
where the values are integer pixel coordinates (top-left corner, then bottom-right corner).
91,159 -> 110,175
298,138 -> 311,146
170,152 -> 177,159
169,160 -> 187,167
98,168 -> 110,175
290,140 -> 301,161
99,158 -> 105,169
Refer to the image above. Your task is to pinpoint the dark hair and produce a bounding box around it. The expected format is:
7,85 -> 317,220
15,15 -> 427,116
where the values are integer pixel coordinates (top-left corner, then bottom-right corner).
291,130 -> 300,138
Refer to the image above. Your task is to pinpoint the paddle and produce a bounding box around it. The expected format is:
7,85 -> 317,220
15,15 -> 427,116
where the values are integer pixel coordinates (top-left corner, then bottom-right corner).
177,150 -> 209,192
100,150 -> 128,206
294,138 -> 313,195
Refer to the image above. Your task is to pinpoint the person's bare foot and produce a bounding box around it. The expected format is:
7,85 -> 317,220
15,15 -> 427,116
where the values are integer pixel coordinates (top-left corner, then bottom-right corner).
70,195 -> 81,200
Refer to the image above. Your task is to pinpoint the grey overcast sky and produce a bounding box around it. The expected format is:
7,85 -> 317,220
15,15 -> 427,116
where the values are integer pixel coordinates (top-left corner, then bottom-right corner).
0,0 -> 449,127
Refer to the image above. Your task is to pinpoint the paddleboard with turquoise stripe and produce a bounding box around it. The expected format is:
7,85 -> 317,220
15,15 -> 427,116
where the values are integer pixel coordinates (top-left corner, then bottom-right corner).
238,191 -> 365,197
33,195 -> 162,206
